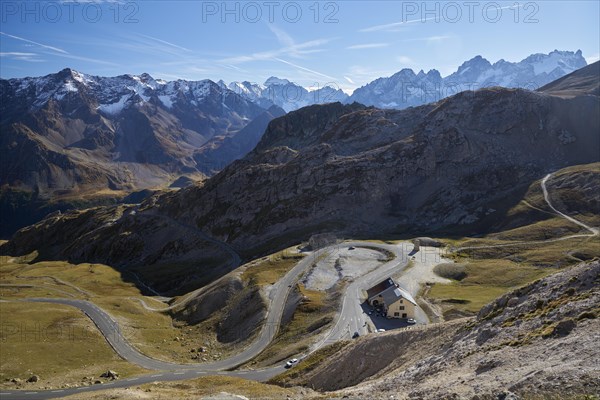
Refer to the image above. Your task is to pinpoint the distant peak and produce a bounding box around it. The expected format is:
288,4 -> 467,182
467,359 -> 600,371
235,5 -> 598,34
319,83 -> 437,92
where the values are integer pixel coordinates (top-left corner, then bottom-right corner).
265,76 -> 291,86
392,68 -> 416,78
465,55 -> 491,65
56,67 -> 76,79
426,69 -> 442,80
137,72 -> 155,82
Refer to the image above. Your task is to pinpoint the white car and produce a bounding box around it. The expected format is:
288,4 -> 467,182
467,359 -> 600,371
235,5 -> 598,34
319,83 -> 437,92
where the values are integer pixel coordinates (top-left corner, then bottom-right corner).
377,328 -> 386,332
406,318 -> 417,324
285,358 -> 299,368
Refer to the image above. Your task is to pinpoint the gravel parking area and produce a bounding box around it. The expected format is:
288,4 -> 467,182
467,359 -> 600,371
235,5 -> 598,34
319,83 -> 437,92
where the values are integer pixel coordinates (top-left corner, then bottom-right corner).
303,247 -> 388,291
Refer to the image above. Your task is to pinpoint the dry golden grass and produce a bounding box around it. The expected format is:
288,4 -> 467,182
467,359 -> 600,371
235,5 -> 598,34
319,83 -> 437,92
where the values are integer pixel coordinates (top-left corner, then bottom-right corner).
0,302 -> 148,389
60,375 -> 306,400
430,226 -> 599,318
0,259 -> 230,364
242,247 -> 305,287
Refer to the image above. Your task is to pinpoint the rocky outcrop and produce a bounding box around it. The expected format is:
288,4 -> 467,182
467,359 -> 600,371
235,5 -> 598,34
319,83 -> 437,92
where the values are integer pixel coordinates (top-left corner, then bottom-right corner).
99,370 -> 119,380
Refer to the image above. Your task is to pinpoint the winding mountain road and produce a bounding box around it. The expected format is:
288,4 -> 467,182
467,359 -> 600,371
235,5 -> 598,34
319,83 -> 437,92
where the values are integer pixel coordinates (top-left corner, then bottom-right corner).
454,173 -> 598,253
541,174 -> 599,236
1,243 -> 407,400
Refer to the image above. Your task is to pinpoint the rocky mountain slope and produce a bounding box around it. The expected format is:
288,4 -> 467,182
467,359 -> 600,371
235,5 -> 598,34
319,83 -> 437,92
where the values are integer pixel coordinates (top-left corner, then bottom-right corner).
538,61 -> 600,97
0,68 -> 267,193
193,105 -> 286,174
349,50 -> 588,109
279,260 -> 600,399
1,63 -> 597,278
0,68 -> 273,236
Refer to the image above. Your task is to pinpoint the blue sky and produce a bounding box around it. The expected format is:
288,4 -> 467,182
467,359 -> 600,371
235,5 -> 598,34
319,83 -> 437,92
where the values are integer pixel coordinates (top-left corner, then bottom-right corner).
1,1 -> 598,93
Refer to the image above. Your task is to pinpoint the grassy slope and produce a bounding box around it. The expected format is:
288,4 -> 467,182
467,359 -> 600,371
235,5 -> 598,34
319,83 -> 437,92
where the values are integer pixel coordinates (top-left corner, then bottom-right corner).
0,246 -> 311,381
0,302 -> 147,389
0,259 -> 211,364
427,164 -> 600,318
169,246 -> 307,359
241,248 -> 305,287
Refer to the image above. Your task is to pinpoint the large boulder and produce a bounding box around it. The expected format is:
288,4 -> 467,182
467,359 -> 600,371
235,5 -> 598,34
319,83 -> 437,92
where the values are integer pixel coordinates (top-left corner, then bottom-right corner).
99,370 -> 119,380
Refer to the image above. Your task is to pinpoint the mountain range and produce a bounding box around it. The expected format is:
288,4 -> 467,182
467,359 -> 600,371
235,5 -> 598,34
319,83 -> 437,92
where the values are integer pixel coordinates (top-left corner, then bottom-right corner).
227,77 -> 348,112
0,68 -> 287,236
0,50 -> 590,238
348,49 -> 587,108
2,62 -> 597,291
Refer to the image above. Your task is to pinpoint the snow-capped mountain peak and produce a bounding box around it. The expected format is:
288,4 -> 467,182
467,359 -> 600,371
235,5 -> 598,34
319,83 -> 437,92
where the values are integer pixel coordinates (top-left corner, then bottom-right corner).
2,70 -> 261,116
349,49 -> 587,109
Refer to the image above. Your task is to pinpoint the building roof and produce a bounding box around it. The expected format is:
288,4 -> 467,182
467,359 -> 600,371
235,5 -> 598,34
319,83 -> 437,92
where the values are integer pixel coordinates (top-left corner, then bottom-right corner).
380,285 -> 418,307
366,278 -> 396,300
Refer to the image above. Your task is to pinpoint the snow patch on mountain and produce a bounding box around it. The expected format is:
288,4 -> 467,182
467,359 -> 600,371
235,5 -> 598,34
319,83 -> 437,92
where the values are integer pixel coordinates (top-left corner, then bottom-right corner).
158,95 -> 174,108
64,81 -> 78,92
98,94 -> 131,115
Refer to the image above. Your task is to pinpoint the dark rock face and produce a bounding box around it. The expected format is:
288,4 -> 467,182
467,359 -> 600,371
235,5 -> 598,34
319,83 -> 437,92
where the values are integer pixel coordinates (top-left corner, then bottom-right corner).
161,87 -> 598,250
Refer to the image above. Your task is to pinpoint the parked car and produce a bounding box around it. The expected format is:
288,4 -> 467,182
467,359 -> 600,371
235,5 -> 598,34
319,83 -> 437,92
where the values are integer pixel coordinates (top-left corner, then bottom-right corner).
377,328 -> 386,332
285,358 -> 299,368
352,331 -> 360,339
348,246 -> 355,250
406,318 -> 416,324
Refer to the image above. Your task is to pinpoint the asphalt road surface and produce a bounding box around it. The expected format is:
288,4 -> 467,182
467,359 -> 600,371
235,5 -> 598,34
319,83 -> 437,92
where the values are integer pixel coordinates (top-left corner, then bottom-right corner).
315,241 -> 420,346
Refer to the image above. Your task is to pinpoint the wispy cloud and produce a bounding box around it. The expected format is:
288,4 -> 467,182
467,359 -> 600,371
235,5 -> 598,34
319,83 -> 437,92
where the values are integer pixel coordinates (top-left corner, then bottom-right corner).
346,43 -> 389,50
268,25 -> 295,48
138,34 -> 191,53
274,57 -> 337,81
223,63 -> 246,71
220,25 -> 332,64
401,35 -> 451,43
0,52 -> 45,62
359,16 -> 440,33
360,4 -> 522,32
1,31 -> 119,66
0,32 -> 67,54
344,76 -> 355,84
48,52 -> 119,66
396,56 -> 414,65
